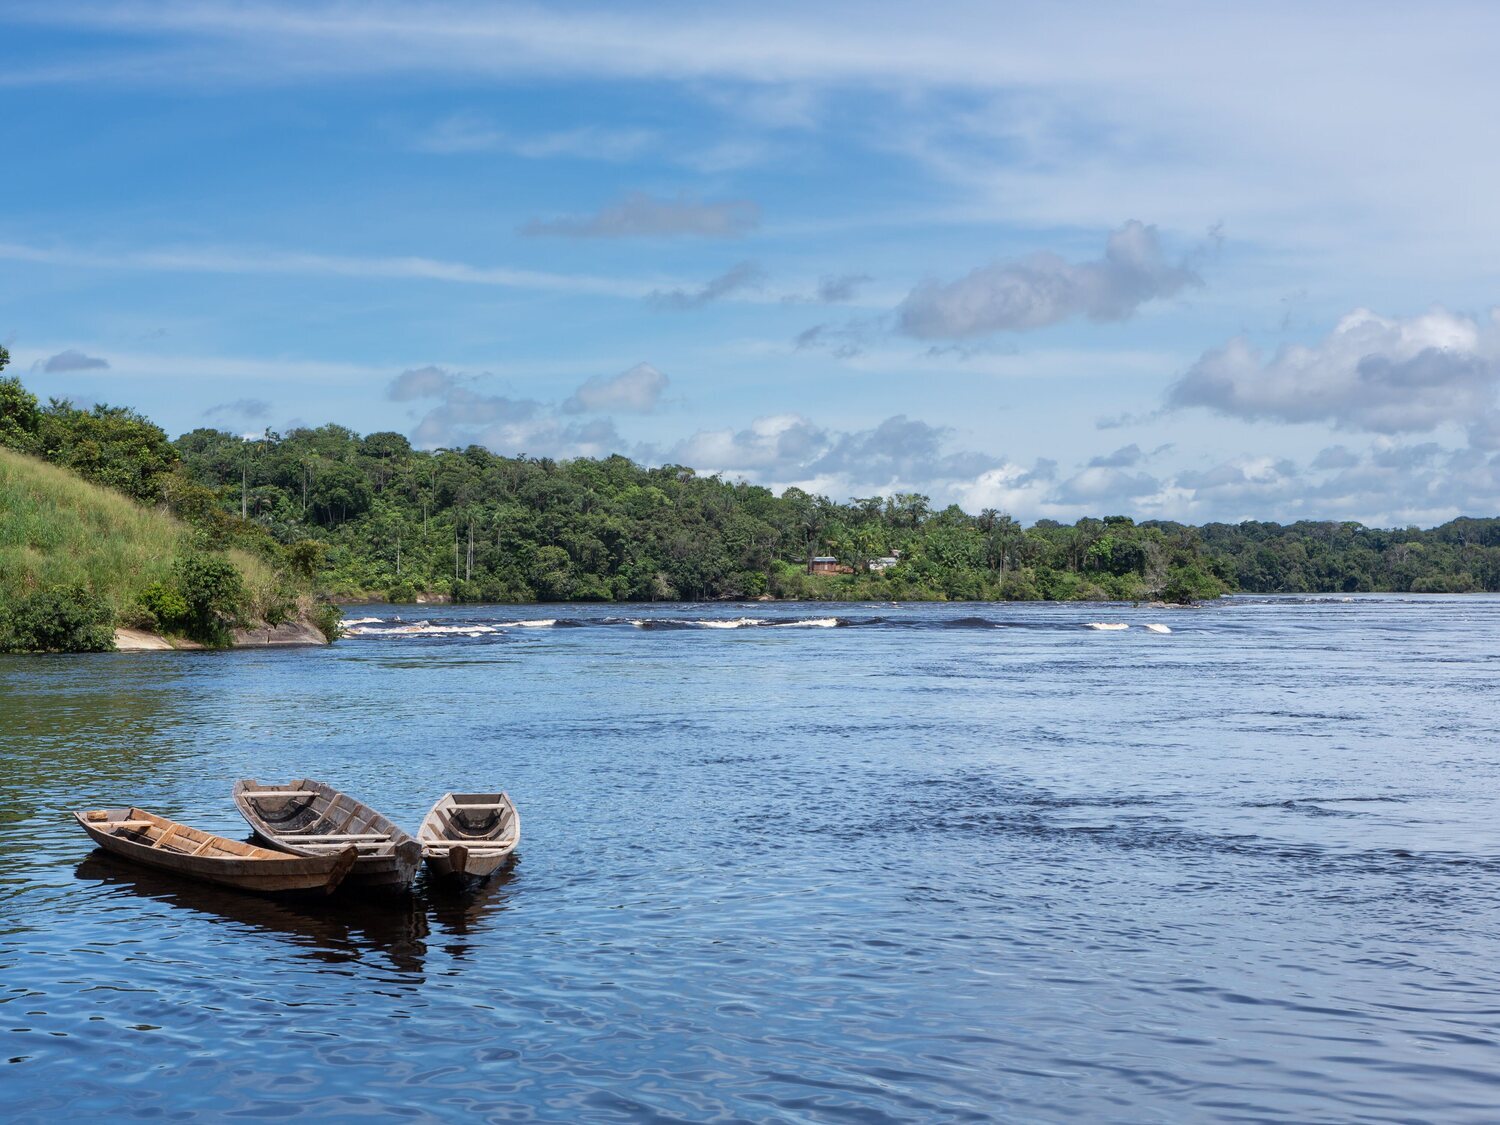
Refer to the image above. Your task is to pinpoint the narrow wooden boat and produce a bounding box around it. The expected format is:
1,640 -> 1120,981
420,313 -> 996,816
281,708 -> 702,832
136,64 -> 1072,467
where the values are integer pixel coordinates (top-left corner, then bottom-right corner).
417,792 -> 520,880
73,807 -> 357,895
233,779 -> 422,893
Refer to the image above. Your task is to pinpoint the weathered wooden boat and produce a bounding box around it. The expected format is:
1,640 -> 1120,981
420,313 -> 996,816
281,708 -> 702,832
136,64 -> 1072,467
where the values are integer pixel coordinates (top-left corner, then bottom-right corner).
72,807 -> 357,895
417,792 -> 520,880
233,779 -> 422,892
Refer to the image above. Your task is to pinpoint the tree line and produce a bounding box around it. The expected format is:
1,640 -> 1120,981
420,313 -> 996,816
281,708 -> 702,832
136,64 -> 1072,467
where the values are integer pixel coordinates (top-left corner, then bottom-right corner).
4,366 -> 1500,607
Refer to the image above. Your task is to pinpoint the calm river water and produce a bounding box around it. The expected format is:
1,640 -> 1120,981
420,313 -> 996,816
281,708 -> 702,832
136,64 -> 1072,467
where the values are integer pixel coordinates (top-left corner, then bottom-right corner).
2,596 -> 1499,1121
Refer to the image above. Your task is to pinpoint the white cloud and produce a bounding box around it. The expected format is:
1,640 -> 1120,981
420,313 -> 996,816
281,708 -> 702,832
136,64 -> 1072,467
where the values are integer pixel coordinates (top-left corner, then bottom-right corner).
387,364 -> 455,401
897,221 -> 1199,338
411,388 -> 543,448
671,413 -> 1001,497
1170,307 -> 1500,447
15,2 -> 1500,269
562,362 -> 668,414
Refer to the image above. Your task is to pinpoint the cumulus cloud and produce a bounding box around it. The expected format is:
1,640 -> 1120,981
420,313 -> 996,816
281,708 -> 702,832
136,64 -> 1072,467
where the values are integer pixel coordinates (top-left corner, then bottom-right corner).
1311,445 -> 1360,470
672,413 -> 1000,494
897,221 -> 1200,339
1087,443 -> 1143,468
413,388 -> 543,447
650,261 -> 764,309
387,364 -> 455,401
815,415 -> 998,482
466,414 -> 629,460
1052,466 -> 1161,506
522,192 -> 760,238
385,362 -> 641,458
38,348 -> 109,372
562,362 -> 668,414
1169,307 -> 1500,447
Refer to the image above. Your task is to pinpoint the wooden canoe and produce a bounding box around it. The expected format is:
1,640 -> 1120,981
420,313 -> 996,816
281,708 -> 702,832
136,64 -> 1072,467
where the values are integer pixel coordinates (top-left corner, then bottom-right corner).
417,792 -> 520,880
73,807 -> 357,895
233,779 -> 422,893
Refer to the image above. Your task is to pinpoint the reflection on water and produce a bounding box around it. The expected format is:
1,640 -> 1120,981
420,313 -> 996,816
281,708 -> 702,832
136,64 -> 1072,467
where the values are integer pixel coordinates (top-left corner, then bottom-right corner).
4,597 -> 1500,1120
67,851 -> 521,978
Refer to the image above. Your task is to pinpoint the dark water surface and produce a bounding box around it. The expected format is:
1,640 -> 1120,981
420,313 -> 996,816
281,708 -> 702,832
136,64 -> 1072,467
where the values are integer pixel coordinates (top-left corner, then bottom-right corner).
3,597 -> 1499,1121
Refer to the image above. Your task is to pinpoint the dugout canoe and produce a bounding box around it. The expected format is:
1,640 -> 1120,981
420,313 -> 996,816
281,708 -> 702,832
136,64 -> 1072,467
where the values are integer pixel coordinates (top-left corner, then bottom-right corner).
417,792 -> 520,880
233,779 -> 422,893
72,807 -> 357,895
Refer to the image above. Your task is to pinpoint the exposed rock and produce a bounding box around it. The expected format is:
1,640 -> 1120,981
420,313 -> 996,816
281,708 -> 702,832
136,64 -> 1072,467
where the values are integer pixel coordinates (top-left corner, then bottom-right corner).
414,592 -> 453,604
232,619 -> 329,646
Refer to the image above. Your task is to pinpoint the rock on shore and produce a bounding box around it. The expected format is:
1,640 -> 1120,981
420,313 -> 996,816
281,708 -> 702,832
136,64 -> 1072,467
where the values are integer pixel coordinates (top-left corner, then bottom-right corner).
231,619 -> 330,646
112,614 -> 331,651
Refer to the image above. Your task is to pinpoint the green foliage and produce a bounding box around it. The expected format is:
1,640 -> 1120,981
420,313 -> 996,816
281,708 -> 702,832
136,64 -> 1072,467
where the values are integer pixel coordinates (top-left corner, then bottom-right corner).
1,447 -> 183,616
0,584 -> 115,653
0,375 -> 41,454
30,399 -> 178,504
173,551 -> 247,646
309,601 -> 344,642
157,413 -> 1499,603
132,581 -> 191,632
8,374 -> 1500,610
285,539 -> 325,581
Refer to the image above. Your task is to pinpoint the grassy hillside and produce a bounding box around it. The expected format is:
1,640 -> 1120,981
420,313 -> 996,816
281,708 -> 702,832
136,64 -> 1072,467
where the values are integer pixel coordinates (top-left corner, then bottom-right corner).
0,447 -> 283,646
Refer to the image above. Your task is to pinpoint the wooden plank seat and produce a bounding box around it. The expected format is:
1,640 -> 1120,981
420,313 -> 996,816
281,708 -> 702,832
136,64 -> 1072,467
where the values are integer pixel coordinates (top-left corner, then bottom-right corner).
280,833 -> 390,841
294,840 -> 393,848
244,790 -> 317,799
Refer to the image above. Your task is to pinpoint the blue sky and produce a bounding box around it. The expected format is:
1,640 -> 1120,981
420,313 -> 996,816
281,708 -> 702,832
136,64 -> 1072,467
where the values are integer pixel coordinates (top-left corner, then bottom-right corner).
5,1 -> 1500,525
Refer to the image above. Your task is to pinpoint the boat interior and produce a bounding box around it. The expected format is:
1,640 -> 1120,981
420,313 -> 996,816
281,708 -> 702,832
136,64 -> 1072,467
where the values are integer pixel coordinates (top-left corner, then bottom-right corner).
421,793 -> 517,850
237,781 -> 406,856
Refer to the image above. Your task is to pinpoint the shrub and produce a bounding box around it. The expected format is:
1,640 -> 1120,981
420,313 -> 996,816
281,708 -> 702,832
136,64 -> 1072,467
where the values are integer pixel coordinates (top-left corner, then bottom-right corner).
0,584 -> 115,653
133,581 -> 191,632
173,551 -> 246,645
386,581 -> 418,604
309,601 -> 343,642
1161,565 -> 1225,604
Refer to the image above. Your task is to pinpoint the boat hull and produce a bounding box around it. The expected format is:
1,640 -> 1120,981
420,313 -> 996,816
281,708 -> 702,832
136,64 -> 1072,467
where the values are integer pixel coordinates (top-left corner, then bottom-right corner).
234,779 -> 421,893
73,809 -> 356,895
418,792 -> 520,882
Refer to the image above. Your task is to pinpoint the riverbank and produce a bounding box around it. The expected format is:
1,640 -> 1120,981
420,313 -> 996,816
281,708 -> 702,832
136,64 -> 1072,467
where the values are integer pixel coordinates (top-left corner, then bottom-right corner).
112,611 -> 333,651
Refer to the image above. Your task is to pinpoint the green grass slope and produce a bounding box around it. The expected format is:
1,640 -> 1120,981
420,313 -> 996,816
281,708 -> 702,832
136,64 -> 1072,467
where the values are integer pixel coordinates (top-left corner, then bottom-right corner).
0,447 -> 276,620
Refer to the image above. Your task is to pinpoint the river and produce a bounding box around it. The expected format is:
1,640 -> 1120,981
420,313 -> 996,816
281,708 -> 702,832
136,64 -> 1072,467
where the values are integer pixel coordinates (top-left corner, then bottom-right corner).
2,596 -> 1498,1121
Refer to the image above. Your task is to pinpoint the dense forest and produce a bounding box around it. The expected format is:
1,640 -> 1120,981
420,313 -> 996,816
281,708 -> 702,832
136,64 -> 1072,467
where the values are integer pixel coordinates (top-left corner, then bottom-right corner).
4,366 -> 1500,617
